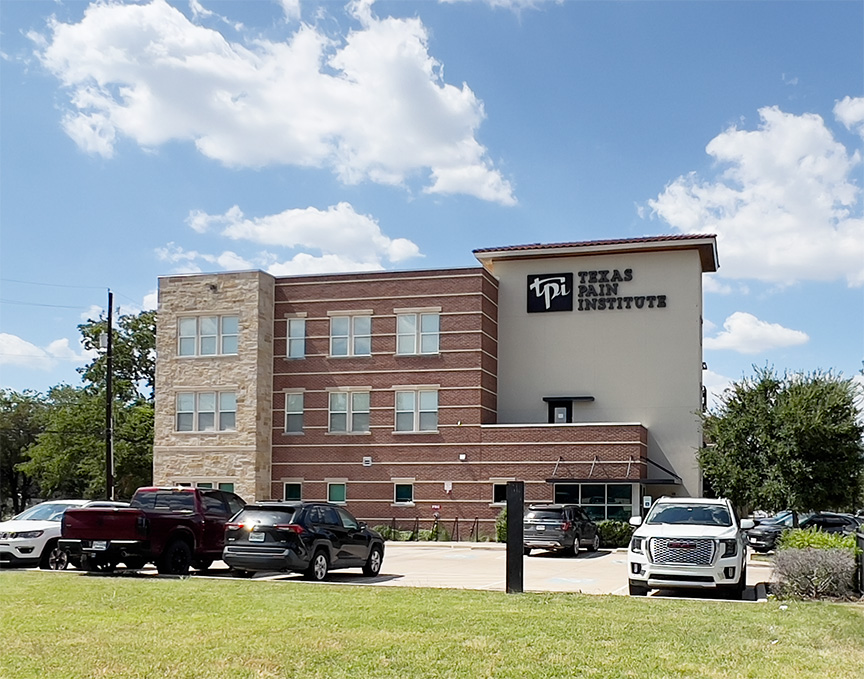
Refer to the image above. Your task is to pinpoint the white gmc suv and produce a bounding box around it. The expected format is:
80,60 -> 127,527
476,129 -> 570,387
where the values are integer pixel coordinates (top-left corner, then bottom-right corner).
627,497 -> 754,598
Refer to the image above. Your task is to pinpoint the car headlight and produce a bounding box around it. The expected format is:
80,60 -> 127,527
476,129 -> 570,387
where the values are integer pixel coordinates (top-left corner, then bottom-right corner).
720,539 -> 737,558
14,530 -> 44,539
630,536 -> 644,554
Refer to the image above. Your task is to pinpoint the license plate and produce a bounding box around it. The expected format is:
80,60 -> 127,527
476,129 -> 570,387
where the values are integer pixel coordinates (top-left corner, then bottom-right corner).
249,532 -> 265,542
536,525 -> 545,531
92,541 -> 108,551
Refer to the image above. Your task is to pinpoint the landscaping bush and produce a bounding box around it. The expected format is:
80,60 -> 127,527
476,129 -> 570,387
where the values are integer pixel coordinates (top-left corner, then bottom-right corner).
418,526 -> 451,542
597,520 -> 634,548
495,507 -> 507,542
776,526 -> 858,552
372,525 -> 414,541
772,547 -> 857,600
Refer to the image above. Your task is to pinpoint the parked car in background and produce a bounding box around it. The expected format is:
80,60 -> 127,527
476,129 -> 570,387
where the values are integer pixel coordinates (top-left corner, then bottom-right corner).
61,487 -> 245,574
522,504 -> 599,556
627,497 -> 754,598
747,511 -> 860,552
223,502 -> 385,580
0,500 -> 126,570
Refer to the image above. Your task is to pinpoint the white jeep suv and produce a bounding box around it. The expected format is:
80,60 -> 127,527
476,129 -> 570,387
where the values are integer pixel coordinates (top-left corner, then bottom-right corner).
627,497 -> 754,598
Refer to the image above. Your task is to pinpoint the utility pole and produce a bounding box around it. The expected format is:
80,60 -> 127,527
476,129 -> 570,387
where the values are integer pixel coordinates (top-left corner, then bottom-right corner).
105,290 -> 114,501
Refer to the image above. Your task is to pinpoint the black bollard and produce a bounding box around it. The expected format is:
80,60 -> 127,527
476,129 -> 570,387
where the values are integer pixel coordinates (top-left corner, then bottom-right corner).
506,480 -> 524,593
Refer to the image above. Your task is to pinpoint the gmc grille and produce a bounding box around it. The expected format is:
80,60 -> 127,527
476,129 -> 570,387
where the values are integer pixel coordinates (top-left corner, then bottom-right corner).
649,538 -> 715,565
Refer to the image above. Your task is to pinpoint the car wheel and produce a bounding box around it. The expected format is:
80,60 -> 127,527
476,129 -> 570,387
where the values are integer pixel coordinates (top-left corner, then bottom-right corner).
569,539 -> 580,557
157,540 -> 192,576
523,547 -> 532,556
725,565 -> 747,600
192,558 -> 213,573
588,534 -> 600,552
362,546 -> 383,577
628,580 -> 649,596
42,542 -> 69,571
305,550 -> 329,581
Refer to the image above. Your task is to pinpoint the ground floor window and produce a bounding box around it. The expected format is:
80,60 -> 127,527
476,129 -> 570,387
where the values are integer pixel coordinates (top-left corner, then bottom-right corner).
328,482 -> 347,504
553,483 -> 634,521
284,482 -> 302,501
492,483 -> 508,505
394,483 -> 414,504
176,480 -> 235,493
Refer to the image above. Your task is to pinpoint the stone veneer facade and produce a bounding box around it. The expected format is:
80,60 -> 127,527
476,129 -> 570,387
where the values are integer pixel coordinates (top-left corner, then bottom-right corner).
154,271 -> 274,501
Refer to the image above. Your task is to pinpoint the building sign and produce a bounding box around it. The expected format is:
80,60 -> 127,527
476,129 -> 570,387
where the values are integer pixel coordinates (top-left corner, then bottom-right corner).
528,269 -> 668,313
527,273 -> 573,313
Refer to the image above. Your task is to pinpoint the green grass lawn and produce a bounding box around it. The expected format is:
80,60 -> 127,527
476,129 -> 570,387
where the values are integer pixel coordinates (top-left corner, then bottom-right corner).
1,571 -> 863,679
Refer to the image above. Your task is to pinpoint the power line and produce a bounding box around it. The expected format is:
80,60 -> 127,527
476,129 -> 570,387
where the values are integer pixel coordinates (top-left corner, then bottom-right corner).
0,298 -> 95,310
0,278 -> 108,291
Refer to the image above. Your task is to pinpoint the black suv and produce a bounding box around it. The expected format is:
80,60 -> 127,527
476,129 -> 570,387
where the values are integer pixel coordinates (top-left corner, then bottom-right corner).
223,502 -> 385,580
523,504 -> 599,556
747,512 -> 862,553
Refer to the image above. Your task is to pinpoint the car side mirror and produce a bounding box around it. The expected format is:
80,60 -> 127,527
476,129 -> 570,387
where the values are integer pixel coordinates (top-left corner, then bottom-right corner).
358,521 -> 367,529
740,519 -> 755,530
629,516 -> 643,527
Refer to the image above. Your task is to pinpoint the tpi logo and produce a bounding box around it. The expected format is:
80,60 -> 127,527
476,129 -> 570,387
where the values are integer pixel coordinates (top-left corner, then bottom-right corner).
527,273 -> 573,313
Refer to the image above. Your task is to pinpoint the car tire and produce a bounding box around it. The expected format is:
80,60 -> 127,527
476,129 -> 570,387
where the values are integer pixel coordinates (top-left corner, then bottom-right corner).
192,558 -> 213,573
569,538 -> 580,557
523,547 -> 532,556
725,565 -> 747,600
305,550 -> 329,581
362,545 -> 383,577
42,542 -> 69,570
588,534 -> 600,552
628,580 -> 649,596
157,540 -> 192,576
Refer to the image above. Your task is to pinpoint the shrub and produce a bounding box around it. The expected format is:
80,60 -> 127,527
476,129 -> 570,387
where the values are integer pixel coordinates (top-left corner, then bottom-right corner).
418,526 -> 451,542
495,507 -> 507,542
597,520 -> 634,548
372,526 -> 414,541
772,547 -> 857,600
777,526 -> 859,552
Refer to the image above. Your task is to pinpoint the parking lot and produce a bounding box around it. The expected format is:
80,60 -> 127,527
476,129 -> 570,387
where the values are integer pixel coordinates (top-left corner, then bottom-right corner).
65,542 -> 772,600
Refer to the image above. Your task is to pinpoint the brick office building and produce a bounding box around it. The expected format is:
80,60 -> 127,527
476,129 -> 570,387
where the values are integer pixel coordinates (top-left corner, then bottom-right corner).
153,234 -> 718,536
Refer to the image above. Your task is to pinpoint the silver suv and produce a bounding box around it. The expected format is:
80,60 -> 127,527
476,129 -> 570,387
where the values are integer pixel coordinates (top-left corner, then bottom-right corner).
627,497 -> 754,598
523,504 -> 599,556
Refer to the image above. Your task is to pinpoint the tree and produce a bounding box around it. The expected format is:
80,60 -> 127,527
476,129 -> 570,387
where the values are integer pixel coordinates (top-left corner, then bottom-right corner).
0,390 -> 45,516
699,367 -> 864,516
78,309 -> 156,402
19,385 -> 153,500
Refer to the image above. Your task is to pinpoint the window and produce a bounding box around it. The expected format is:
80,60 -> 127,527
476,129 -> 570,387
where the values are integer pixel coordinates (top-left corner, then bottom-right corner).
329,391 -> 370,433
285,392 -> 304,433
394,483 -> 414,504
492,483 -> 508,505
177,315 -> 239,356
175,391 -> 237,432
328,482 -> 347,504
553,483 -> 634,521
330,315 -> 371,356
287,318 -> 305,359
396,313 -> 439,355
283,482 -> 302,501
395,390 -> 438,432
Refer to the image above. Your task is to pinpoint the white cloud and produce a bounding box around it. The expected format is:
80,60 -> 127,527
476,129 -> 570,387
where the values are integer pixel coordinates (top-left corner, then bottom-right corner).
704,311 -> 809,355
33,0 -> 515,205
835,96 -> 864,139
142,290 -> 158,310
189,202 -> 421,265
702,368 -> 734,412
277,0 -> 301,21
438,0 -> 562,10
647,105 -> 864,287
0,333 -> 92,369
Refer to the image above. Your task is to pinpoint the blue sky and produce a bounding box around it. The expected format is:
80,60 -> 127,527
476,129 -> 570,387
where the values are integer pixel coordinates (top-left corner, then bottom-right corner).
1,0 -> 862,406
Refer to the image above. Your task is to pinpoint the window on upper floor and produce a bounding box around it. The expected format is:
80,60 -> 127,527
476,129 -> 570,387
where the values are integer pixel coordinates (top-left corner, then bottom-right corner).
285,392 -> 304,433
396,312 -> 440,355
178,315 -> 238,357
395,390 -> 438,432
287,318 -> 305,359
176,391 -> 236,432
329,391 -> 370,433
330,315 -> 371,357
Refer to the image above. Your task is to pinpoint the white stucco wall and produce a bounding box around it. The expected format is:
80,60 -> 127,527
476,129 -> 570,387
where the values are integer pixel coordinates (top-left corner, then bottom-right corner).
492,248 -> 705,496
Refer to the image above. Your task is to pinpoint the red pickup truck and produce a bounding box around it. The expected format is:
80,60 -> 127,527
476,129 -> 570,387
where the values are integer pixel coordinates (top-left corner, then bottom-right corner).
60,487 -> 246,575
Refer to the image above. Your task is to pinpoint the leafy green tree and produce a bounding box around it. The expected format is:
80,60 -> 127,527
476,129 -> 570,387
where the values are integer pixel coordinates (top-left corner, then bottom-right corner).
20,385 -> 153,500
0,390 -> 45,516
699,367 -> 864,517
78,309 -> 156,402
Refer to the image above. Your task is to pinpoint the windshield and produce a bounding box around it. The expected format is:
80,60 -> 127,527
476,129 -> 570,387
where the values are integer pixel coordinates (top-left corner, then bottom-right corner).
646,503 -> 732,527
235,508 -> 296,526
13,502 -> 79,522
